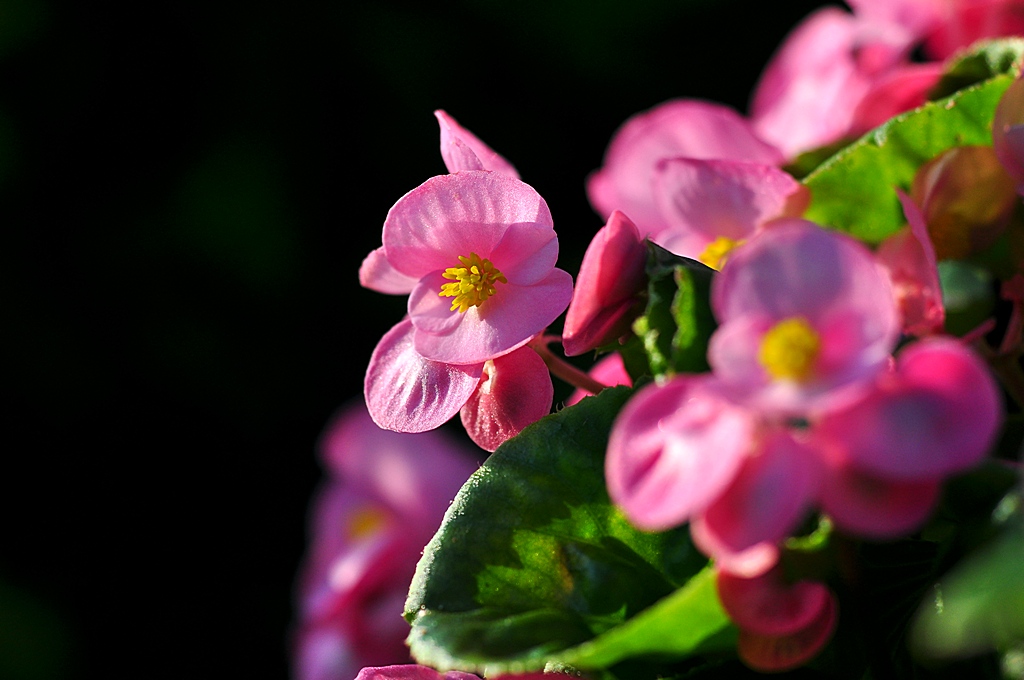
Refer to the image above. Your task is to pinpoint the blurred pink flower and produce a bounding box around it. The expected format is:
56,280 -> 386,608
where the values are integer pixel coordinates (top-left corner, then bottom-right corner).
708,219 -> 900,416
650,158 -> 809,267
562,210 -> 647,356
292,401 -> 479,680
750,6 -> 916,158
716,566 -> 838,672
355,665 -> 557,680
586,99 -> 784,238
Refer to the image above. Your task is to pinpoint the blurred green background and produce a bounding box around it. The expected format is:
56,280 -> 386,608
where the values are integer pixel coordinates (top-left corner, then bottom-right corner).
3,0 -> 825,678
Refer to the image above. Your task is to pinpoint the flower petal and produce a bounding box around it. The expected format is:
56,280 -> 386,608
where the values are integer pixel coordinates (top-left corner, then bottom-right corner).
435,109 -> 519,178
606,375 -> 754,531
717,566 -> 835,637
364,318 -> 483,432
460,346 -> 554,452
817,462 -> 941,538
359,246 -> 419,295
383,172 -> 553,280
820,337 -> 1002,480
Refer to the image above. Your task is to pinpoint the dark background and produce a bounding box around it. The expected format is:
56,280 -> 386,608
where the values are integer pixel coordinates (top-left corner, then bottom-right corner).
3,1 -> 827,678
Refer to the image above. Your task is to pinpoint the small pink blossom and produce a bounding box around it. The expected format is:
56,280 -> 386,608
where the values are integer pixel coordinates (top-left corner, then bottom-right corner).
649,158 -> 809,266
562,210 -> 647,356
708,219 -> 900,415
292,403 -> 479,680
716,567 -> 838,672
363,172 -> 573,435
586,99 -> 784,237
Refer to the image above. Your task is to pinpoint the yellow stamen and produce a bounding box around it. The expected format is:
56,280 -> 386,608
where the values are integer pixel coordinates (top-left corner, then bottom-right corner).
698,236 -> 744,270
758,317 -> 821,382
439,252 -> 507,313
346,506 -> 388,540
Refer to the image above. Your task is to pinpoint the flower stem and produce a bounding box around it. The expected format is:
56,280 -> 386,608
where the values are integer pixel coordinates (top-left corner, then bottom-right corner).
530,336 -> 610,396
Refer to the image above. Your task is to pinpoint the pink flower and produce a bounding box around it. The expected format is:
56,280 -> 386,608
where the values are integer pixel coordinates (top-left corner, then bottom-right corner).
586,99 -> 784,238
650,158 -> 809,267
435,109 -> 519,177
708,219 -> 900,416
363,172 -> 573,437
561,210 -> 647,356
716,566 -> 838,672
291,402 -> 479,680
876,190 -> 945,336
750,6 -> 915,158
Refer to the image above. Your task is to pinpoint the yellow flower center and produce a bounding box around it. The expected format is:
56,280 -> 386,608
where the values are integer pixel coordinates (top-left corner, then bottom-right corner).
439,252 -> 507,313
698,236 -> 744,270
346,506 -> 388,541
758,317 -> 821,382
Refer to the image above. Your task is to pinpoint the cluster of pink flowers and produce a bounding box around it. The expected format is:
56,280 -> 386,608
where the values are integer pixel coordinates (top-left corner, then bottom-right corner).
342,1 -> 1024,678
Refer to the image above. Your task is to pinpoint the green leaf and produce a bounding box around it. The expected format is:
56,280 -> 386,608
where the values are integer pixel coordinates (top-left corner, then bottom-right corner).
404,387 -> 728,676
803,41 -> 1024,244
929,38 -> 1024,100
632,242 -> 717,381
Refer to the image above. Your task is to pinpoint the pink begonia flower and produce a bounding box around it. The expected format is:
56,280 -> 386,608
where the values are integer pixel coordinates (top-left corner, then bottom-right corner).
993,76 -> 1024,193
363,172 -> 573,435
750,6 -> 917,158
378,171 -> 573,366
459,344 -> 554,452
292,402 -> 479,680
565,352 -> 633,406
649,158 -> 810,267
562,210 -> 647,356
716,567 -> 838,672
876,189 -> 945,336
359,110 -> 519,294
708,219 -> 900,416
586,99 -> 784,238
435,109 -> 520,178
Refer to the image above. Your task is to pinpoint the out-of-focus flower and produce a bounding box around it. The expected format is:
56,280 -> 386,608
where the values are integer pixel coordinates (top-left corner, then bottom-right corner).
292,402 -> 479,680
876,189 -> 945,336
750,6 -> 919,158
586,99 -> 784,238
562,210 -> 647,356
650,158 -> 809,267
716,566 -> 838,673
606,224 -> 1002,577
435,109 -> 519,177
708,219 -> 900,416
362,172 -> 573,435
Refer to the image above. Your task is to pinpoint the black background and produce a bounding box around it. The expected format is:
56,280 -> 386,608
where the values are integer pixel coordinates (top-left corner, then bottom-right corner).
4,1 -> 827,678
